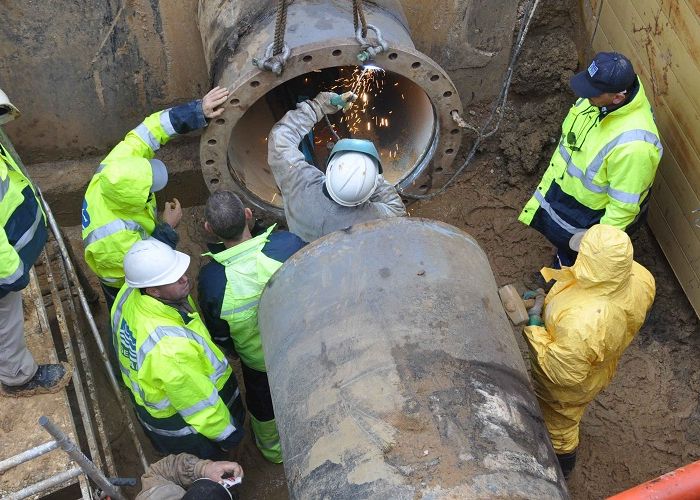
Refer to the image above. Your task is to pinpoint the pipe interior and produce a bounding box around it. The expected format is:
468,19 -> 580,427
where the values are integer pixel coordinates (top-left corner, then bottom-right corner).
227,65 -> 436,207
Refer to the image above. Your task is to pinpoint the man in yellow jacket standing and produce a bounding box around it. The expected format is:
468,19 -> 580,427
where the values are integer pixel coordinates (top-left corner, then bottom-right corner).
522,224 -> 655,478
519,52 -> 662,267
82,87 -> 229,310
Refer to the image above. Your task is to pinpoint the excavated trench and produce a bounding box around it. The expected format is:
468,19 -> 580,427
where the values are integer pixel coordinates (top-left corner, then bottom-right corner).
12,1 -> 699,499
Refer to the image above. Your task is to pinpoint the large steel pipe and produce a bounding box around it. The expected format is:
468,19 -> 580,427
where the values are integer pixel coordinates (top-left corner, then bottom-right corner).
258,218 -> 569,499
197,1 -> 464,216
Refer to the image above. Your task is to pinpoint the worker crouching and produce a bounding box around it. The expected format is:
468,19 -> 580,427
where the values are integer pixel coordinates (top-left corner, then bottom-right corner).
522,224 -> 655,478
112,239 -> 245,459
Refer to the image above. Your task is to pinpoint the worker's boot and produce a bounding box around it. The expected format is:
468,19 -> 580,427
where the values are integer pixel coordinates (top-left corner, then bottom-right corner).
0,362 -> 72,397
556,449 -> 577,480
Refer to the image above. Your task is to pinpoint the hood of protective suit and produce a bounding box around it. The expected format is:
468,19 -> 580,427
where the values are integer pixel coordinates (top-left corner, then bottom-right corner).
99,159 -> 153,214
542,224 -> 633,294
571,224 -> 633,290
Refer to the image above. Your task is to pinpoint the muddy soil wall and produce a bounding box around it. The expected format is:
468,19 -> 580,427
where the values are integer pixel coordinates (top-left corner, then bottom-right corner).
0,0 -> 517,162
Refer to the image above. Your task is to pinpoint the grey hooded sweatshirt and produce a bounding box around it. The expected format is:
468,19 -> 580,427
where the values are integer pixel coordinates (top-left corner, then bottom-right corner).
267,100 -> 406,242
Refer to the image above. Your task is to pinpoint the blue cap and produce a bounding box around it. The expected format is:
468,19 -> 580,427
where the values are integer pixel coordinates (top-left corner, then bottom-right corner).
569,52 -> 636,98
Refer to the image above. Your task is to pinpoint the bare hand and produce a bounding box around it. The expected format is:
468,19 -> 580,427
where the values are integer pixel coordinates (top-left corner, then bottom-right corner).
162,198 -> 182,228
203,460 -> 244,482
202,86 -> 229,119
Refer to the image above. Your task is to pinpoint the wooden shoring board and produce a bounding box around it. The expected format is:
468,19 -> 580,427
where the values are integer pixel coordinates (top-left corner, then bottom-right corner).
578,0 -> 700,317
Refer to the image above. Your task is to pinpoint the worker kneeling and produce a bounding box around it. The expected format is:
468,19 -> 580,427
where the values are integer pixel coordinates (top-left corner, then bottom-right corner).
198,191 -> 305,463
522,224 -> 655,478
112,239 -> 245,459
267,91 -> 406,242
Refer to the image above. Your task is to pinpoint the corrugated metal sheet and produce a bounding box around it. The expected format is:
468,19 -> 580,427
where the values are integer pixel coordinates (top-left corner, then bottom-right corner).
580,0 -> 700,316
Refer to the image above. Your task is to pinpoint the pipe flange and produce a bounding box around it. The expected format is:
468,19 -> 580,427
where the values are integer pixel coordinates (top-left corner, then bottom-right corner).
200,40 -> 464,216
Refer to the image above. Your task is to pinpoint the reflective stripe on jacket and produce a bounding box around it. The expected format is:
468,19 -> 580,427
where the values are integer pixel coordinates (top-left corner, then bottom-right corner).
519,80 -> 662,250
0,144 -> 47,297
82,109 -> 176,288
204,225 -> 281,372
111,285 -> 241,444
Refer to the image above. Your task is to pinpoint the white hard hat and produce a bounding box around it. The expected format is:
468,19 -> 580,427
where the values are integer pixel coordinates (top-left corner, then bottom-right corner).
149,159 -> 168,193
325,151 -> 379,207
124,238 -> 190,288
0,89 -> 20,125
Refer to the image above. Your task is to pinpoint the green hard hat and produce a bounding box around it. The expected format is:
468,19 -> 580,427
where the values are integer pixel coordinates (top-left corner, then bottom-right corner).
327,138 -> 383,174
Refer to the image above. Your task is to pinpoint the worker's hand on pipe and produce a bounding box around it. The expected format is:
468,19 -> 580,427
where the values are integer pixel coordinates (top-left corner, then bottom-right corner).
522,288 -> 545,300
331,91 -> 358,112
203,460 -> 244,482
162,198 -> 182,228
202,86 -> 230,119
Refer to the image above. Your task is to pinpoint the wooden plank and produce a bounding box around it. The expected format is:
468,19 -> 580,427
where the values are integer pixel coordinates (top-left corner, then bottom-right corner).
648,195 -> 700,317
654,168 -> 700,273
620,0 -> 700,115
651,106 -> 700,200
655,0 -> 700,74
656,148 -> 700,235
594,1 -> 700,198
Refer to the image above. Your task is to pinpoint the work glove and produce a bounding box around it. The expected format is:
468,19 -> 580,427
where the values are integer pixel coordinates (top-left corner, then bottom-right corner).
527,314 -> 544,327
311,91 -> 357,116
523,288 -> 545,317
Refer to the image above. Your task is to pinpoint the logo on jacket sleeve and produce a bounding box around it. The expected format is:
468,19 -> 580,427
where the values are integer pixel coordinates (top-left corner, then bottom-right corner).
81,199 -> 91,229
119,320 -> 138,371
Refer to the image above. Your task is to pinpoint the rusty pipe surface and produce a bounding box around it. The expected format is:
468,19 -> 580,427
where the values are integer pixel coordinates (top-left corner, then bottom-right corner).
197,0 -> 463,216
258,218 -> 569,499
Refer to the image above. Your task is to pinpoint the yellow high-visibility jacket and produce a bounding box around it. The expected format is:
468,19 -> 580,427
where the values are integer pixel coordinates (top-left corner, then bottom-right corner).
519,80 -> 662,251
0,143 -> 47,298
523,224 -> 655,453
111,285 -> 245,455
82,101 -> 206,289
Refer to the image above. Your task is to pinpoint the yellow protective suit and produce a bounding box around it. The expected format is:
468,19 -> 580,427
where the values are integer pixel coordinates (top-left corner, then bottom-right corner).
523,224 -> 655,454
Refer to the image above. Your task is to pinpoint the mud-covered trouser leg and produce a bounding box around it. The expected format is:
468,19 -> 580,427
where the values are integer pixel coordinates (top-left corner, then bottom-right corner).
0,291 -> 38,386
241,362 -> 282,463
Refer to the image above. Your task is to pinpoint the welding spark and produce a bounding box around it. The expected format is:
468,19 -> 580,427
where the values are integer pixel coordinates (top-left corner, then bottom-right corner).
329,65 -> 387,136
